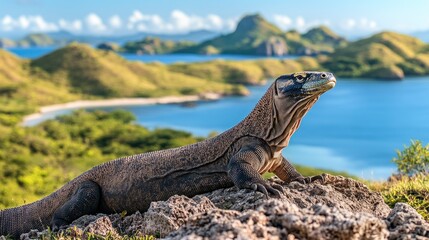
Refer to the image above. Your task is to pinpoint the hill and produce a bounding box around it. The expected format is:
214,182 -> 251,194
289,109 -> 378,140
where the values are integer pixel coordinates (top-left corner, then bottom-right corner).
323,31 -> 429,79
121,37 -> 195,54
176,14 -> 347,56
17,33 -> 56,47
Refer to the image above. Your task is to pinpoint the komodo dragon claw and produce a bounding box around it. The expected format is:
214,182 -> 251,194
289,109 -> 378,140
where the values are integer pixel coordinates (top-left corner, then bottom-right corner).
291,174 -> 325,184
251,181 -> 284,198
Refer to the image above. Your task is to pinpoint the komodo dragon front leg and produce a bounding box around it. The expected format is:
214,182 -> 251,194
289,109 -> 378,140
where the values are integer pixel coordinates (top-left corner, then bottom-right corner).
227,140 -> 284,198
274,156 -> 325,184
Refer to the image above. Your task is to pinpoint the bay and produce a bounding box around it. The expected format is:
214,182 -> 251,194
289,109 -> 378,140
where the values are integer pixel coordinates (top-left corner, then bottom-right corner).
7,46 -> 298,63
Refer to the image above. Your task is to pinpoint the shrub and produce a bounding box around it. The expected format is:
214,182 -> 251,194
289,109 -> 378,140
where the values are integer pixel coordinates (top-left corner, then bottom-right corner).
393,140 -> 429,176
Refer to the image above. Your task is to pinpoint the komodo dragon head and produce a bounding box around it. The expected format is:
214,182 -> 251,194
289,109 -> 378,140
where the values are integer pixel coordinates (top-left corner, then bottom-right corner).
251,71 -> 336,150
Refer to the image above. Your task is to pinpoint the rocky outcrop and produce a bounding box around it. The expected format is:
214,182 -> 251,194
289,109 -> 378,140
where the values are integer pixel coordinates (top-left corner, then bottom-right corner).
18,175 -> 429,239
256,37 -> 288,56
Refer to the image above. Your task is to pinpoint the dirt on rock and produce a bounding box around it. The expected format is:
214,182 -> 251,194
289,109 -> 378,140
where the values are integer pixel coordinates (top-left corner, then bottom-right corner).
18,174 -> 429,240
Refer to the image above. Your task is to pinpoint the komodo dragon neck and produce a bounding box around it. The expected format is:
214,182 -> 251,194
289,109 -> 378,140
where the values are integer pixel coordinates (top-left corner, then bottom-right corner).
233,83 -> 320,150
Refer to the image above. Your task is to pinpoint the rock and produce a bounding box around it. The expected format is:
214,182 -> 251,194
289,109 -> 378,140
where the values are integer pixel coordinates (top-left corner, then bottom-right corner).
386,203 -> 429,239
203,174 -> 391,218
141,195 -> 215,237
83,216 -> 119,238
16,175 -> 429,239
167,200 -> 389,240
256,37 -> 288,56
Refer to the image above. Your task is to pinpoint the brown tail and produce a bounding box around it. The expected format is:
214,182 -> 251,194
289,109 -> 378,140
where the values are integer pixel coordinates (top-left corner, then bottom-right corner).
0,177 -> 84,238
0,203 -> 51,238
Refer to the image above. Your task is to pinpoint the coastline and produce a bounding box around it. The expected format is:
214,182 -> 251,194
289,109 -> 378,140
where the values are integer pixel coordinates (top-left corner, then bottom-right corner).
22,93 -> 221,125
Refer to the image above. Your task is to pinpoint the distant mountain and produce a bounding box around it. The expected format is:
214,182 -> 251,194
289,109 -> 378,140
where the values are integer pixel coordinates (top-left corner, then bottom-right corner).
0,38 -> 16,48
0,30 -> 220,48
120,37 -> 195,54
176,14 -> 347,56
136,30 -> 220,43
412,30 -> 429,42
323,31 -> 429,79
0,33 -> 68,48
302,26 -> 347,48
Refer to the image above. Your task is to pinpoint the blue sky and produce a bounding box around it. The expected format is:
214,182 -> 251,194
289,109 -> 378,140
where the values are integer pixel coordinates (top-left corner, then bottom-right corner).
1,0 -> 428,37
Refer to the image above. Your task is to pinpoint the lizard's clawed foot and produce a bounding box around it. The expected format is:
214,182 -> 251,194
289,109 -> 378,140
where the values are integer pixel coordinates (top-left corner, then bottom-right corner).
291,174 -> 325,184
250,181 -> 284,198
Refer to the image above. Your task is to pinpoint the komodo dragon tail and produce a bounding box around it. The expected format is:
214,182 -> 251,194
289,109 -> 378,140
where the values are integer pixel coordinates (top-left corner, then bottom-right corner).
0,177 -> 84,239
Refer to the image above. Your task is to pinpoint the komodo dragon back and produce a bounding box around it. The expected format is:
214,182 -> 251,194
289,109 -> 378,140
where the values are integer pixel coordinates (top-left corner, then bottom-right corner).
1,71 -> 336,238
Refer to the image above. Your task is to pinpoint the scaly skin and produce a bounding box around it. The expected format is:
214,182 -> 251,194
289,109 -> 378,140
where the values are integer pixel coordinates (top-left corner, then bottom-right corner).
0,71 -> 336,238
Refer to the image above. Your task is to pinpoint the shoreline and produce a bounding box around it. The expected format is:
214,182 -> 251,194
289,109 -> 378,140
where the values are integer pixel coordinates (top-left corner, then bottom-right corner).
22,93 -> 221,125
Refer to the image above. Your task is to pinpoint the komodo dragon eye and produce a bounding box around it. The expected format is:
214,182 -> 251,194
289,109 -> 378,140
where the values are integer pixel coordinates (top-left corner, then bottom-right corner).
295,75 -> 304,83
321,73 -> 327,79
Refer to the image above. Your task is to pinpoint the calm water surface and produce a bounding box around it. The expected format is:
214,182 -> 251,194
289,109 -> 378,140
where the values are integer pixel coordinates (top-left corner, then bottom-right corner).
8,47 -> 298,63
12,48 -> 429,179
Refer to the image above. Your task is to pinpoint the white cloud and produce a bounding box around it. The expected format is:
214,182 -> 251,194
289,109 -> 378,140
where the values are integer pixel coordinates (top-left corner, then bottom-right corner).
0,10 -> 236,34
273,15 -> 292,29
30,16 -> 57,31
0,15 -> 57,32
341,18 -> 377,31
1,15 -> 15,31
207,14 -> 223,29
125,10 -> 234,33
59,19 -> 82,32
109,15 -> 122,28
296,16 -> 306,29
18,16 -> 30,29
85,13 -> 106,32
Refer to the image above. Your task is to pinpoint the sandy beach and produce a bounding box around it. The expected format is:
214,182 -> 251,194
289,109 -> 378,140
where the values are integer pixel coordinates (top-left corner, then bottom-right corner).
22,93 -> 221,125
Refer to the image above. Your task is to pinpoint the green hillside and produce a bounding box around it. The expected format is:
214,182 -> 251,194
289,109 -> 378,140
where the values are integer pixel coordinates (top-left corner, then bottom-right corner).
17,33 -> 56,47
169,57 -> 321,85
301,25 -> 347,52
31,43 -> 240,97
121,37 -> 195,54
323,31 -> 429,79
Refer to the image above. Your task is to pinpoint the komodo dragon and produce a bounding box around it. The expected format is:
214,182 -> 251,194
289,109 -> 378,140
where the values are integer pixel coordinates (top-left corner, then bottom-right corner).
0,71 -> 336,238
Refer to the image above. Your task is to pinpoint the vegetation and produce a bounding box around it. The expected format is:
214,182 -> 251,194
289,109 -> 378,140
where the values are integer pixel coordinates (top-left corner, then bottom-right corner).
380,174 -> 429,220
0,110 -> 204,208
121,37 -> 195,54
368,140 -> 429,221
393,140 -> 429,176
